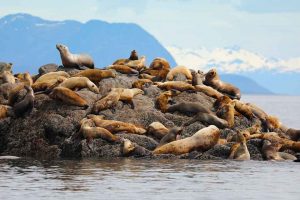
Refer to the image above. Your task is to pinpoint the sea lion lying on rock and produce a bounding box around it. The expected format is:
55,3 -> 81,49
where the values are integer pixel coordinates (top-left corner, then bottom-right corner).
141,58 -> 170,81
147,122 -> 169,139
228,132 -> 250,160
166,66 -> 192,81
73,69 -> 116,83
92,88 -> 123,113
132,79 -> 153,90
13,85 -> 34,117
167,102 -> 211,116
183,112 -> 229,129
111,88 -> 144,109
113,50 -> 139,65
262,140 -> 296,161
156,81 -> 195,92
120,138 -> 152,157
153,125 -> 220,155
156,90 -> 180,113
35,71 -> 70,83
107,65 -> 139,75
156,127 -> 183,148
204,69 -> 241,100
59,77 -> 100,94
56,44 -> 94,69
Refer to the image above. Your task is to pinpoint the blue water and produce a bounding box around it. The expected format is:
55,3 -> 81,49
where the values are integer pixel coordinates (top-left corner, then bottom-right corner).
0,95 -> 299,200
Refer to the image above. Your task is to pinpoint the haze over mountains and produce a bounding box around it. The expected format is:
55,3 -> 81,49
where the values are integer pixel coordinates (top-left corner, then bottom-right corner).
1,13 -> 298,95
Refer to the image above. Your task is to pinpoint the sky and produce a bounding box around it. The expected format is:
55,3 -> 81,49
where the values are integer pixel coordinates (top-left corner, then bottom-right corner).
0,0 -> 300,61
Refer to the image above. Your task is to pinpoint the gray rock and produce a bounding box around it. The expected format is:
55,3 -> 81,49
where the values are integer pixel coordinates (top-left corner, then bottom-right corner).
38,63 -> 58,75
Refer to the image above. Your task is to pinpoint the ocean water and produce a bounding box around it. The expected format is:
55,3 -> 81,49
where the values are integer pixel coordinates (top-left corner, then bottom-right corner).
0,95 -> 299,200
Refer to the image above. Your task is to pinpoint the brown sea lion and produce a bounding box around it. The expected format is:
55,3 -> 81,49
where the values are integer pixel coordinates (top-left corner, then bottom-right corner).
139,74 -> 155,80
125,56 -> 146,71
166,66 -> 192,81
49,86 -> 88,108
147,122 -> 169,139
92,88 -> 123,113
204,69 -> 241,100
120,139 -> 151,157
35,71 -> 70,83
107,65 -> 139,75
0,105 -> 13,119
87,114 -> 146,135
216,101 -> 235,128
112,50 -> 139,65
0,71 -> 15,84
156,90 -> 180,113
195,85 -> 223,99
80,118 -> 119,143
59,77 -> 99,93
232,99 -> 254,119
8,83 -> 26,106
141,58 -> 170,81
156,81 -> 195,92
132,79 -> 153,90
213,95 -> 232,110
191,70 -> 205,86
129,50 -> 138,60
73,69 -> 116,83
0,62 -> 13,73
183,112 -> 228,129
112,88 -> 144,109
32,77 -> 66,93
56,44 -> 94,69
156,127 -> 183,148
153,125 -> 220,155
228,132 -> 250,160
13,85 -> 34,117
167,102 -> 211,116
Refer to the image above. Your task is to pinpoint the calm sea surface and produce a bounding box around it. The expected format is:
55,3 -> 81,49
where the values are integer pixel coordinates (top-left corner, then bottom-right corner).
0,95 -> 299,200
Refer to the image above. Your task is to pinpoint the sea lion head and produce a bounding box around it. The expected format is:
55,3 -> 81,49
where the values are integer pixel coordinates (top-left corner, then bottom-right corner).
87,80 -> 100,94
205,68 -> 218,81
56,44 -> 69,53
120,138 -> 135,156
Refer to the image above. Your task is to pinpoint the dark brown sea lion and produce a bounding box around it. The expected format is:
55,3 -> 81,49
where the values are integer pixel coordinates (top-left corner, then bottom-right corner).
120,139 -> 152,157
156,127 -> 183,148
56,44 -> 94,69
13,85 -> 34,117
167,102 -> 211,116
183,112 -> 228,129
204,69 -> 241,100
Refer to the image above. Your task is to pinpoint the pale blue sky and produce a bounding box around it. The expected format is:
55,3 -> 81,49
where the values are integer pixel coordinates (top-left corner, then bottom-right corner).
1,0 -> 300,59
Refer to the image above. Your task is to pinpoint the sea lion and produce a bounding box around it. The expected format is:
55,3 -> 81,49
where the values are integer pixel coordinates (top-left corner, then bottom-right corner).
139,74 -> 155,80
49,87 -> 88,108
73,69 -> 116,83
87,114 -> 146,135
285,128 -> 300,141
59,77 -> 99,94
111,88 -> 144,109
0,105 -> 13,119
35,71 -> 70,83
13,85 -> 34,117
120,139 -> 151,157
166,66 -> 193,81
80,118 -> 119,143
56,44 -> 94,69
156,127 -> 183,148
33,77 -> 66,93
213,95 -> 232,110
216,101 -> 235,128
156,90 -> 180,113
228,132 -> 250,160
132,79 -> 153,90
227,124 -> 261,142
204,69 -> 241,100
147,122 -> 169,139
0,71 -> 15,84
195,85 -> 223,99
92,88 -> 123,113
141,58 -> 170,81
125,56 -> 146,71
107,65 -> 139,75
112,50 -> 139,65
153,125 -> 220,155
232,99 -> 254,119
167,102 -> 211,116
0,62 -> 13,73
183,112 -> 228,129
15,72 -> 33,86
8,83 -> 26,106
156,81 -> 195,92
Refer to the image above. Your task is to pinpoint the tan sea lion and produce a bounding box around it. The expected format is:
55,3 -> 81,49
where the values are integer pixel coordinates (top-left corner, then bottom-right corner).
232,99 -> 254,119
56,44 -> 94,69
156,90 -> 180,113
80,118 -> 119,143
156,127 -> 183,148
156,81 -> 195,92
32,77 -> 66,93
120,138 -> 151,157
183,112 -> 228,129
0,71 -> 15,84
13,85 -> 34,117
138,74 -> 155,80
87,114 -> 146,135
107,65 -> 139,75
147,122 -> 169,139
73,69 -> 116,83
92,88 -> 123,113
49,87 -> 88,108
166,66 -> 192,81
0,105 -> 13,119
132,79 -> 153,90
15,72 -> 33,86
0,62 -> 13,73
8,83 -> 26,106
112,50 -> 139,65
59,77 -> 99,94
141,58 -> 170,81
111,88 -> 144,109
216,101 -> 235,128
204,69 -> 241,100
153,125 -> 220,155
195,85 -> 223,99
125,56 -> 146,71
35,71 -> 70,83
228,132 -> 250,160
167,102 -> 211,116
